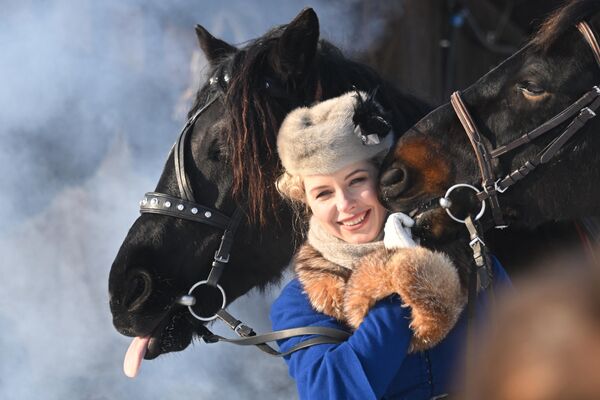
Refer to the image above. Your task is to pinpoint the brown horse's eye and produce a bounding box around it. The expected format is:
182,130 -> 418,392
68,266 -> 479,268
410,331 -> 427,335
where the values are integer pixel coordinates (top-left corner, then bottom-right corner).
517,81 -> 546,97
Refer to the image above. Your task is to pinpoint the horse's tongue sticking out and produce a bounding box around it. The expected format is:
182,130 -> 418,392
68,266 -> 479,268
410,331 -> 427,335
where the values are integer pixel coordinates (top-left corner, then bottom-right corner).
123,336 -> 150,378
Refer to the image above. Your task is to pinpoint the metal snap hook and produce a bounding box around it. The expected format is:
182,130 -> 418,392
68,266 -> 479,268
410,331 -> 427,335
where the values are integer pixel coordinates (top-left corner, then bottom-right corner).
439,183 -> 486,224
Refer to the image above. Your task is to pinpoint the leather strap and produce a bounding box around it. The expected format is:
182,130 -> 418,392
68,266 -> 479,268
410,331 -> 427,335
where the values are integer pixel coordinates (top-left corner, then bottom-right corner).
451,91 -> 506,227
174,95 -> 220,202
207,207 -> 245,286
203,325 -> 351,357
140,192 -> 231,230
489,86 -> 600,158
538,104 -> 598,162
494,96 -> 600,191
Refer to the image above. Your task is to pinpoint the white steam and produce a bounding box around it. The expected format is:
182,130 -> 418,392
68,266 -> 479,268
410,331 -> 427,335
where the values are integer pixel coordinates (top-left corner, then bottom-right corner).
0,0 -> 391,398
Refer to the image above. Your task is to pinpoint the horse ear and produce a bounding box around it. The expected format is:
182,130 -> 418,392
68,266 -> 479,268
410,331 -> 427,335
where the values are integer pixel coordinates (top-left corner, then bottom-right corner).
195,24 -> 237,65
276,8 -> 319,79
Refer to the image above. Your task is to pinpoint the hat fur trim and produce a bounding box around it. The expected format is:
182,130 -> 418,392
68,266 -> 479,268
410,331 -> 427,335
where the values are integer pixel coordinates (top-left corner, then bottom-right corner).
277,91 -> 393,176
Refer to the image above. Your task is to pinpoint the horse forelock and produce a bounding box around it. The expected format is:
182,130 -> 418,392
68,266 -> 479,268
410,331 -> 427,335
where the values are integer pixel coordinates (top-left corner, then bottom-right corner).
223,37 -> 291,228
530,0 -> 600,52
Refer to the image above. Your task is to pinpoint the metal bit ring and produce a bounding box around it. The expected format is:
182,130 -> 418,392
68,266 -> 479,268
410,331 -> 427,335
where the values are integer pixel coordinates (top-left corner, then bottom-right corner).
440,183 -> 486,224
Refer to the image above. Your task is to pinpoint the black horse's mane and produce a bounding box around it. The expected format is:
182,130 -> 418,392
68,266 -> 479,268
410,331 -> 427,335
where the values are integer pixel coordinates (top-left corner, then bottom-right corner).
530,0 -> 600,51
189,26 -> 429,226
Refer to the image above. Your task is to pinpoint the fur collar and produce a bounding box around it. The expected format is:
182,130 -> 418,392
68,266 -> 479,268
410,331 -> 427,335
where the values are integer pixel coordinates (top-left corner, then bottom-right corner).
294,243 -> 467,352
307,215 -> 384,269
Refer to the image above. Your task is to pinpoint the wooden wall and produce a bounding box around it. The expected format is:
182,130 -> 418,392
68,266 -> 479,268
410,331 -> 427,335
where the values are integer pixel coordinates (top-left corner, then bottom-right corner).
358,0 -> 564,106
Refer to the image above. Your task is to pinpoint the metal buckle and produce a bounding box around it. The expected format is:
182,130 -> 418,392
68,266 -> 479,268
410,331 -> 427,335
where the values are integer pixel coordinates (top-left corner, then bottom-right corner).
234,323 -> 254,337
469,236 -> 486,248
494,178 -> 509,194
214,252 -> 230,264
469,235 -> 486,268
581,106 -> 596,118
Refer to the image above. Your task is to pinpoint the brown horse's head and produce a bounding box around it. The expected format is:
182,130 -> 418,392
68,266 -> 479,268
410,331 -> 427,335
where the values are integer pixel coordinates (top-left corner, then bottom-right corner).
380,0 -> 600,244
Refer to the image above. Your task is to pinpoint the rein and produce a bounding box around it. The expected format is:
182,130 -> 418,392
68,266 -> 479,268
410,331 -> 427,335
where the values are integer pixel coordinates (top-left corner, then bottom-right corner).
139,74 -> 349,356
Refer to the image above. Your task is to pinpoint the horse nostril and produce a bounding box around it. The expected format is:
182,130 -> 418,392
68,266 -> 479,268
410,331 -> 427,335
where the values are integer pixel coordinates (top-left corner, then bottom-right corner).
124,270 -> 153,312
380,167 -> 405,186
380,164 -> 410,198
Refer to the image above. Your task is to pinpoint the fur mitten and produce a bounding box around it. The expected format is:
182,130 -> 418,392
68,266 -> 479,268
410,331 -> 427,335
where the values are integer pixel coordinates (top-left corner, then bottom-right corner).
343,247 -> 466,352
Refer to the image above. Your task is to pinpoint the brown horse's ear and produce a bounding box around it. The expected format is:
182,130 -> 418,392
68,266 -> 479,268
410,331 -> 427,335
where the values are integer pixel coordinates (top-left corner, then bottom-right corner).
195,24 -> 237,66
276,8 -> 319,80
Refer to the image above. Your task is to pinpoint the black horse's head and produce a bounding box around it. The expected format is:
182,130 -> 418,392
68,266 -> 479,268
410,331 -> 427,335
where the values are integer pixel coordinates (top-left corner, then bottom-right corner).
108,8 -> 321,361
109,8 -> 429,362
380,0 -> 600,243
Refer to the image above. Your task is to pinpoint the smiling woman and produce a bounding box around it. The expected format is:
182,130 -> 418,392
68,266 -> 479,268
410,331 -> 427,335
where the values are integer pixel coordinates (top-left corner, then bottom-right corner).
303,161 -> 387,244
271,91 -> 511,399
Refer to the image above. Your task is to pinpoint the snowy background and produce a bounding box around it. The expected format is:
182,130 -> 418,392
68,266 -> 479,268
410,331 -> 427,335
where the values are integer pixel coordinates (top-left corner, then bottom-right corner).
0,1 -> 392,399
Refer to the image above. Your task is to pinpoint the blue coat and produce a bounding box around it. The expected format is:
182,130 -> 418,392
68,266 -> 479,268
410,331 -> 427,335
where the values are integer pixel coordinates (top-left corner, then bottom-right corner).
270,257 -> 511,400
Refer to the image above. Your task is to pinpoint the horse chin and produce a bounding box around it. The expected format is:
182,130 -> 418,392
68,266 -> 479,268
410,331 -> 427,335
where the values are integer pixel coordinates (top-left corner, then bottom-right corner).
144,311 -> 195,360
413,207 -> 460,244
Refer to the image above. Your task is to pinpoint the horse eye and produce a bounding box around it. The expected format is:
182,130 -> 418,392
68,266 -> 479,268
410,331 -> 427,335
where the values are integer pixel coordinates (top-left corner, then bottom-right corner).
208,139 -> 223,162
518,81 -> 546,97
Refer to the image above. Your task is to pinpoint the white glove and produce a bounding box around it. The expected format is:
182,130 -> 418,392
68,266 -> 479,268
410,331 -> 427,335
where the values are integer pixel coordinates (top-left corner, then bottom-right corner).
383,212 -> 417,249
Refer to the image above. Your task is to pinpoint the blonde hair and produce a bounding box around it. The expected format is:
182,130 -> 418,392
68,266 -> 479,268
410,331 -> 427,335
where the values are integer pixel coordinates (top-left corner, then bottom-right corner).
275,171 -> 306,203
275,171 -> 309,239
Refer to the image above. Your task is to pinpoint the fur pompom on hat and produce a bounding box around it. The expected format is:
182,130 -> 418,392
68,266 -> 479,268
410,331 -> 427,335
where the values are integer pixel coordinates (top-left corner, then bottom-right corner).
277,91 -> 394,176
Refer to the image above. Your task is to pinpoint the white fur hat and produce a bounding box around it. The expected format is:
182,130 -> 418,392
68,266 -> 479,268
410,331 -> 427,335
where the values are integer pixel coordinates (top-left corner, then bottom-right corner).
277,91 -> 393,176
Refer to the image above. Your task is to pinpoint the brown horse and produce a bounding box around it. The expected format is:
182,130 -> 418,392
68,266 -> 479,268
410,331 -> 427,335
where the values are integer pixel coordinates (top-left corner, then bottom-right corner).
380,0 -> 600,254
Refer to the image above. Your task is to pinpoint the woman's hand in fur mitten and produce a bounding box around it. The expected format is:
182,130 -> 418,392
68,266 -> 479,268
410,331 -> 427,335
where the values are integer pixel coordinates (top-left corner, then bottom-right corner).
343,247 -> 466,352
383,212 -> 417,249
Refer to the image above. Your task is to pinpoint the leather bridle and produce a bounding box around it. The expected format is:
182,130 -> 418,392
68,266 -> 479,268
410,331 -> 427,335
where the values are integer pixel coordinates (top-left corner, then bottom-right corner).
449,21 -> 600,229
141,91 -> 245,321
138,72 -> 349,356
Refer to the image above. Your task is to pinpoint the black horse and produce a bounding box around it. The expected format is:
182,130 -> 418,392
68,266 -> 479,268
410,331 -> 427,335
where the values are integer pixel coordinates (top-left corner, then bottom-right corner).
108,8 -> 429,362
380,0 -> 600,252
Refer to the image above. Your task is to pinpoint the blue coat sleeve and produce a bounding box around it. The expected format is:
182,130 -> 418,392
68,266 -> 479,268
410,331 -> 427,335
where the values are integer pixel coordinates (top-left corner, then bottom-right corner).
270,279 -> 413,400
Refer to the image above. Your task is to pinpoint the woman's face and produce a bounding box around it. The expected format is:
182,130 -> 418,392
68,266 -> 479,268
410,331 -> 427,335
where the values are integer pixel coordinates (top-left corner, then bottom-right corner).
304,160 -> 387,244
